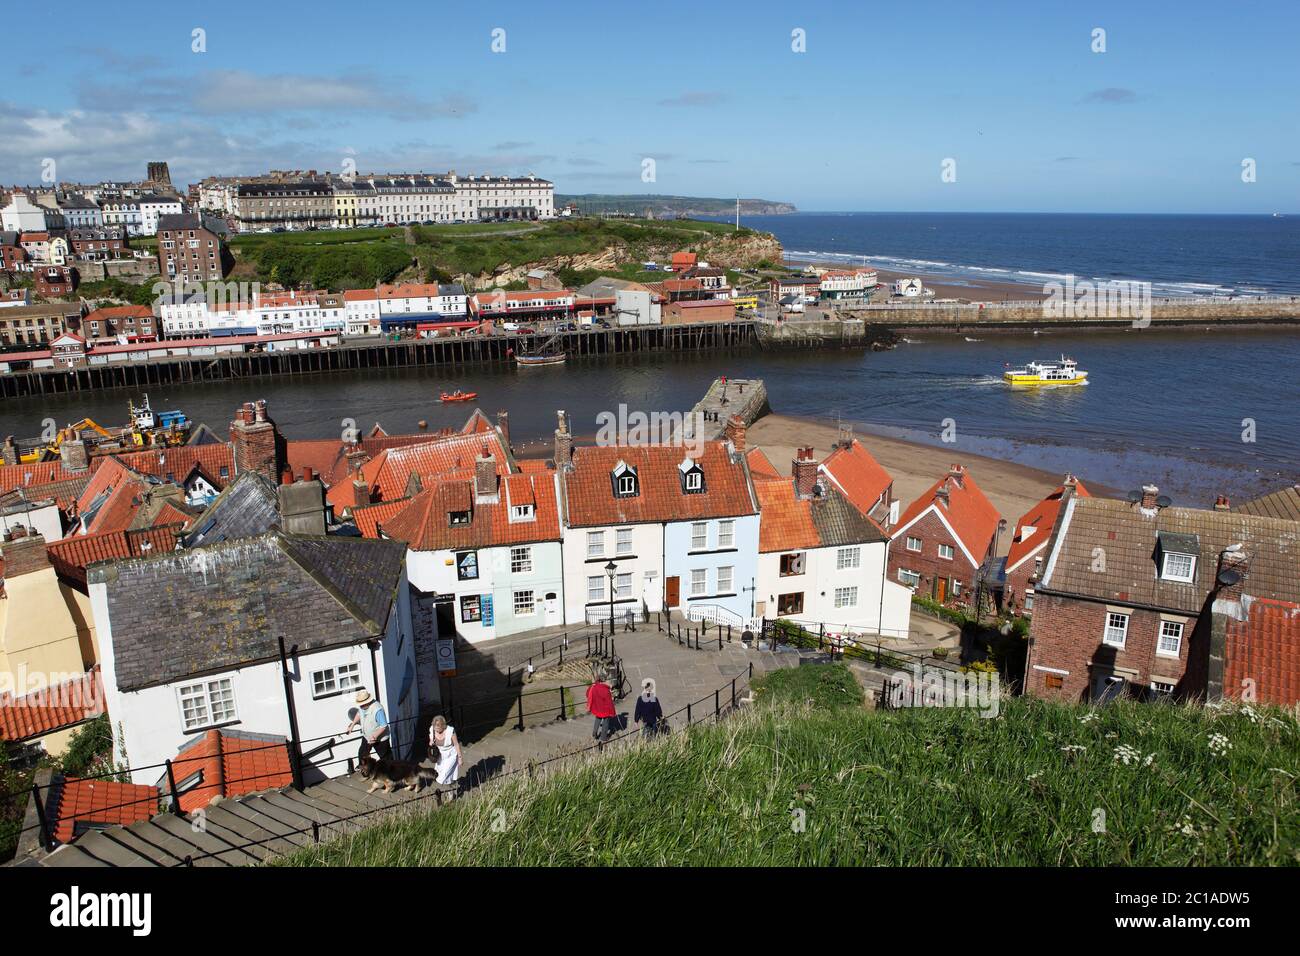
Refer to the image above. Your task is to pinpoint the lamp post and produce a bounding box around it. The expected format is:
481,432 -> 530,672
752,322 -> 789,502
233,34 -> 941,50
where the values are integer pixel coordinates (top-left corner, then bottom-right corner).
605,560 -> 618,637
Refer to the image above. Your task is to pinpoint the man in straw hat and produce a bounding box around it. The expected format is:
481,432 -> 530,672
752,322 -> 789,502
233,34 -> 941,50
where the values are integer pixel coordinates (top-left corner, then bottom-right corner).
346,689 -> 391,761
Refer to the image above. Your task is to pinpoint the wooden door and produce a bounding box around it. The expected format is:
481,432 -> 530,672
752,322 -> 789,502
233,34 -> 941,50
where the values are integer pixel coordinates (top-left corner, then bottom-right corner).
935,577 -> 948,603
665,576 -> 680,608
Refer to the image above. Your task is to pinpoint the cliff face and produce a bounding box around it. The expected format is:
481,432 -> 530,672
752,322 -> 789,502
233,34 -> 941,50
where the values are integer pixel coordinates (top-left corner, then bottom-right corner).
456,229 -> 784,288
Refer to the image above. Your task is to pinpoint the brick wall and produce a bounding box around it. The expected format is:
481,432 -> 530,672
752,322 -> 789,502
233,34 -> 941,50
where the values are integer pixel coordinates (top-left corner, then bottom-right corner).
1003,551 -> 1042,614
1026,591 -> 1195,702
888,509 -> 980,603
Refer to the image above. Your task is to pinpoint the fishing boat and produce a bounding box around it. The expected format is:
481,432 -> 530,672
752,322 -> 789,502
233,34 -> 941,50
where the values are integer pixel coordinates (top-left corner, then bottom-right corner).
1002,355 -> 1089,387
439,389 -> 477,403
516,352 -> 567,368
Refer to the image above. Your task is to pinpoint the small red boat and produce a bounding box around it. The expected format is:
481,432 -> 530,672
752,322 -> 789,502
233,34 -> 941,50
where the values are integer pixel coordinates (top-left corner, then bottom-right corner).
440,390 -> 477,403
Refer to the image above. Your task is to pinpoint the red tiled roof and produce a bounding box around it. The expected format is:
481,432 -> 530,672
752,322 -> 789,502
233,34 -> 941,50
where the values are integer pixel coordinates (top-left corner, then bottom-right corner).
343,289 -> 378,301
562,442 -> 757,528
377,282 -> 440,299
85,304 -> 152,323
351,498 -> 411,538
169,729 -> 293,813
0,669 -> 103,743
821,440 -> 893,517
46,524 -> 182,586
1005,480 -> 1091,574
754,480 -> 820,551
892,465 -> 1001,565
147,501 -> 194,528
331,432 -> 511,510
376,471 -> 561,550
115,444 -> 234,485
0,460 -> 93,496
52,776 -> 158,844
1224,598 -> 1300,707
745,448 -> 783,481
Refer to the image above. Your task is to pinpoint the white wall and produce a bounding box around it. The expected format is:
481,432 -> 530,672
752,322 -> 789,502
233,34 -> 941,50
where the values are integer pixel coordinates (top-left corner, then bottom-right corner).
561,522 -> 664,625
756,540 -> 910,638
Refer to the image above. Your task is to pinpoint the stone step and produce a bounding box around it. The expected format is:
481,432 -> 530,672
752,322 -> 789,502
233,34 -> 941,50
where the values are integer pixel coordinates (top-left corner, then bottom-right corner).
39,844 -> 111,867
122,819 -> 231,868
95,825 -> 188,866
214,798 -> 312,848
67,829 -> 158,867
149,813 -> 262,866
203,804 -> 304,858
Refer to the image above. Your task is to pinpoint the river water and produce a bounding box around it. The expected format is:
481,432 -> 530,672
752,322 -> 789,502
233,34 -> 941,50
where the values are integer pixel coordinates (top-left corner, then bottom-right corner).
2,327 -> 1295,505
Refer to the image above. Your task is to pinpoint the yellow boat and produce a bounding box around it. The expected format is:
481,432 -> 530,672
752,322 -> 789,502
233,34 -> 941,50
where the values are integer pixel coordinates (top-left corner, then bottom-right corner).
1003,355 -> 1088,387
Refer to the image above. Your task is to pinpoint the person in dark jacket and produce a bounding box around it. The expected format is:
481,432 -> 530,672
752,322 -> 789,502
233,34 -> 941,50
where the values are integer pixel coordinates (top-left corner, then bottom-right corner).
634,678 -> 664,738
587,670 -> 617,742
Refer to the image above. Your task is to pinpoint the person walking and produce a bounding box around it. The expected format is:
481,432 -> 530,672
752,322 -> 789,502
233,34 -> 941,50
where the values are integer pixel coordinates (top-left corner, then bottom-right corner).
428,715 -> 462,786
587,669 -> 617,743
346,690 -> 390,761
634,678 -> 664,739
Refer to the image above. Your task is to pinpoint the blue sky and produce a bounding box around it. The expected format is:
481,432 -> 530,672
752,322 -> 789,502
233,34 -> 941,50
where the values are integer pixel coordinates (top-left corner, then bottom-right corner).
5,0 -> 1298,212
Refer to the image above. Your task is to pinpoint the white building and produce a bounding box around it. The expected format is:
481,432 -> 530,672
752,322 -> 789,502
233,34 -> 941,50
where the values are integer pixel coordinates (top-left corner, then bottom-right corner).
90,531 -> 427,786
101,199 -> 144,236
57,195 -> 103,230
344,289 -> 381,335
1,194 -> 48,233
138,194 -> 185,236
447,172 -> 555,221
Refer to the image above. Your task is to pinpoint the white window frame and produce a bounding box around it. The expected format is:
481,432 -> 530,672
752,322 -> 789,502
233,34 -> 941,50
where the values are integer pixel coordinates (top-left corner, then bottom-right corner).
1103,612 -> 1129,648
617,473 -> 636,496
685,470 -> 702,491
616,527 -> 633,555
311,662 -> 361,699
717,565 -> 734,594
906,536 -> 922,552
1157,620 -> 1184,657
691,522 -> 708,551
177,677 -> 236,731
586,530 -> 604,558
834,586 -> 858,608
510,546 -> 533,574
837,547 -> 861,570
718,519 -> 735,548
1023,589 -> 1035,612
1161,552 -> 1196,583
938,543 -> 955,561
898,568 -> 921,588
690,568 -> 707,597
615,572 -> 633,600
514,589 -> 536,616
1150,678 -> 1176,696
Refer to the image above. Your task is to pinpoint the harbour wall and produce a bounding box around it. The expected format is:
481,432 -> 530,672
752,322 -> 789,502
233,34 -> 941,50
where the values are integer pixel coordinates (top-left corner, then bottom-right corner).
845,297 -> 1300,331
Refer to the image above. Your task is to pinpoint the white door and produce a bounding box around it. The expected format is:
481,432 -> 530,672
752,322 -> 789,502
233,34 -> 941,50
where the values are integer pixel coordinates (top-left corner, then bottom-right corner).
544,591 -> 561,626
643,571 -> 661,613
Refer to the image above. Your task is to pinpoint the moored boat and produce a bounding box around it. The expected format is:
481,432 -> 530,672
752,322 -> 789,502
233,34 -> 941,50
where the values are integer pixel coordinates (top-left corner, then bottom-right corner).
1002,355 -> 1088,387
516,352 -> 567,367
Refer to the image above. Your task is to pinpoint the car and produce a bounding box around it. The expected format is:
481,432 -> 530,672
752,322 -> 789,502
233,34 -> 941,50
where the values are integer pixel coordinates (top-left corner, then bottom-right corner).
421,220 -> 435,225
384,222 -> 398,228
595,318 -> 611,329
516,327 -> 536,335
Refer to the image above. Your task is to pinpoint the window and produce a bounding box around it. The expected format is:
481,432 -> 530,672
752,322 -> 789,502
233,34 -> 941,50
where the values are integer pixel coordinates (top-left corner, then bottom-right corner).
691,522 -> 708,550
777,592 -> 804,615
834,586 -> 858,608
460,594 -> 482,623
311,662 -> 361,699
449,509 -> 470,526
613,462 -> 638,497
938,543 -> 955,560
1158,621 -> 1184,657
587,576 -> 604,601
1149,679 -> 1176,698
615,573 -> 633,600
510,504 -> 535,521
685,470 -> 702,492
616,527 -> 633,555
177,678 -> 236,731
1161,552 -> 1196,582
780,552 -> 805,576
690,569 -> 707,597
717,566 -> 734,594
586,531 -> 604,558
837,547 -> 861,570
1023,589 -> 1035,612
718,520 -> 735,548
906,536 -> 922,552
898,568 -> 921,588
510,546 -> 532,574
1103,612 -> 1129,648
456,551 -> 478,581
514,590 -> 535,615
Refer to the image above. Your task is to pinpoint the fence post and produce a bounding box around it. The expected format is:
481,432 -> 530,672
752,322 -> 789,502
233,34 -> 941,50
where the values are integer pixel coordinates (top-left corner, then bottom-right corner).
30,783 -> 53,850
714,689 -> 720,720
312,821 -> 320,843
165,759 -> 183,816
687,702 -> 692,725
748,661 -> 754,679
731,678 -> 737,710
875,642 -> 882,668
515,688 -> 524,732
718,630 -> 722,651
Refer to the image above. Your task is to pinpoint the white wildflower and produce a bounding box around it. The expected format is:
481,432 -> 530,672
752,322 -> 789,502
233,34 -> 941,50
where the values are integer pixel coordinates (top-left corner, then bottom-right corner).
1208,733 -> 1232,756
1079,713 -> 1100,724
1061,744 -> 1087,754
1113,744 -> 1141,765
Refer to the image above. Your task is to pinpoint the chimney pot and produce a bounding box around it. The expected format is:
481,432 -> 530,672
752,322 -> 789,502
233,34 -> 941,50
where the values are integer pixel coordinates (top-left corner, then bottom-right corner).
1140,484 -> 1159,511
281,467 -> 294,485
792,449 -> 819,498
1214,494 -> 1231,511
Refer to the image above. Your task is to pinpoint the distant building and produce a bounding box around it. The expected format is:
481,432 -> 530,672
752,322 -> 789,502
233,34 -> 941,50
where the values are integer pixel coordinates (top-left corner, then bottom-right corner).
1,194 -> 49,233
57,194 -> 103,230
137,194 -> 185,236
232,180 -> 334,231
67,227 -> 128,261
156,214 -> 229,283
662,299 -> 735,324
33,265 -> 76,299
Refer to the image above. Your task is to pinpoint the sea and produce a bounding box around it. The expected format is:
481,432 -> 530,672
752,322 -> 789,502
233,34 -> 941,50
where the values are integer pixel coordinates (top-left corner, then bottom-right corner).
2,213 -> 1295,506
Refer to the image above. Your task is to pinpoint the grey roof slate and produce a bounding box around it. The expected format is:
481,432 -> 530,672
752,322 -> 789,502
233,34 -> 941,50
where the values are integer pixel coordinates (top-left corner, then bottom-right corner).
1237,484 -> 1300,522
810,484 -> 889,547
182,471 -> 281,548
91,531 -> 406,691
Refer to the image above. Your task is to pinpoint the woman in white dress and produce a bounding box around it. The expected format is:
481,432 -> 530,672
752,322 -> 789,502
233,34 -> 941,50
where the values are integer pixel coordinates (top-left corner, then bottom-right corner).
429,715 -> 462,786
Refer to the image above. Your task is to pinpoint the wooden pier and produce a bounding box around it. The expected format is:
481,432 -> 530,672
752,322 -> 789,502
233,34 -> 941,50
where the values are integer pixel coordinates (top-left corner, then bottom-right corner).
0,320 -> 758,398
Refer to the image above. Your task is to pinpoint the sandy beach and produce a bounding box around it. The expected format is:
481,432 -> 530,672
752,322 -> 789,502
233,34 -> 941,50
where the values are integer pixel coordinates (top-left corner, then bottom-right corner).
746,412 -> 1115,556
784,258 -> 1048,303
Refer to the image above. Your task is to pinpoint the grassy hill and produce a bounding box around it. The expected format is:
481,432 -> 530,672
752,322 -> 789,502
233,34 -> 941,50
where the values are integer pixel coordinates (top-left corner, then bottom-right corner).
281,666 -> 1300,867
224,218 -> 776,291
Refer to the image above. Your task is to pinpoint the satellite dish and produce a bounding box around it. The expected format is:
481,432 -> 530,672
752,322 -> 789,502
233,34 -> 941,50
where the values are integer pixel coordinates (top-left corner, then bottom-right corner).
1126,489 -> 1142,503
1217,568 -> 1241,588
1156,495 -> 1172,508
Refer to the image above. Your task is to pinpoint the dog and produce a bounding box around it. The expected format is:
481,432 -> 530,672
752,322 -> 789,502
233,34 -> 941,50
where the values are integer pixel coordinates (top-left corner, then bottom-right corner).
357,755 -> 438,793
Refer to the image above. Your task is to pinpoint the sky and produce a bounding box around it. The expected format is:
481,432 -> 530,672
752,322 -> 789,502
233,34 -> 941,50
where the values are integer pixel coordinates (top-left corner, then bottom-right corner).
4,0 -> 1298,213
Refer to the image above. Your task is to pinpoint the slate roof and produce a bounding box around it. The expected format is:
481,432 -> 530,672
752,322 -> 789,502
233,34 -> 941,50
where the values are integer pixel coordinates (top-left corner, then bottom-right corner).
372,471 -> 561,551
0,668 -> 103,743
1005,480 -> 1091,573
1224,597 -> 1300,706
561,442 -> 757,529
1039,496 -> 1300,613
182,471 -> 280,548
1237,484 -> 1300,522
820,440 -> 893,517
91,531 -> 406,692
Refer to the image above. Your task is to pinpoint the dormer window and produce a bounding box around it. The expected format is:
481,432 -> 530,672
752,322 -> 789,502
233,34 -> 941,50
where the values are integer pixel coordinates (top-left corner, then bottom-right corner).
1156,531 -> 1199,583
1161,552 -> 1196,582
510,503 -> 535,522
612,460 -> 638,498
449,509 -> 471,526
679,458 -> 705,494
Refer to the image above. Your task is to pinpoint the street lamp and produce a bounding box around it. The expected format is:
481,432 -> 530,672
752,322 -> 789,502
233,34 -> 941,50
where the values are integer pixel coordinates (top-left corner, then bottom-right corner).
605,560 -> 618,637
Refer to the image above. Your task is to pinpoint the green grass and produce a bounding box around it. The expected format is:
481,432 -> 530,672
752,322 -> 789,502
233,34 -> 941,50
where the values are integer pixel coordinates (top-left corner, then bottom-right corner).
279,665 -> 1300,867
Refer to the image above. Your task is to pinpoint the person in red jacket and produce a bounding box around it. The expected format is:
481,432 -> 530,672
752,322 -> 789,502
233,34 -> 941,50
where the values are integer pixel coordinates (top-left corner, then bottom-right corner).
587,670 -> 617,743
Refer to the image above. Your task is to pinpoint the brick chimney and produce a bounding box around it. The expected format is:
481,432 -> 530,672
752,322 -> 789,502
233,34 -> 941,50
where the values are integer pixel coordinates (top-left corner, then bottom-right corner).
230,399 -> 284,483
553,410 -> 572,470
1213,494 -> 1231,512
0,530 -> 51,578
792,446 -> 819,499
1,436 -> 17,466
352,479 -> 372,507
475,446 -> 498,500
496,410 -> 510,447
1140,483 -> 1160,513
1206,544 -> 1253,702
947,463 -> 965,489
60,438 -> 89,473
277,468 -> 327,536
723,414 -> 747,453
